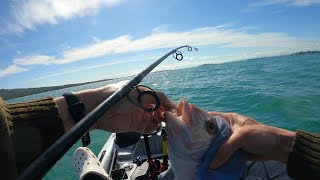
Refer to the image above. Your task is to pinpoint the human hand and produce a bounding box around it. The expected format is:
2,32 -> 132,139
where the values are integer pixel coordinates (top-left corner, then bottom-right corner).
55,81 -> 175,134
96,81 -> 175,133
208,112 -> 296,169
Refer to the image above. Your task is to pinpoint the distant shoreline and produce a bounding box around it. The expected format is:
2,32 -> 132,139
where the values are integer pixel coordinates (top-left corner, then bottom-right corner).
1,50 -> 319,100
0,79 -> 112,100
290,51 -> 320,56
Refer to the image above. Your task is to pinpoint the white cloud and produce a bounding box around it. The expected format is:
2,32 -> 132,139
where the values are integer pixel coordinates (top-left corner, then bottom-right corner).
52,26 -> 319,65
13,55 -> 54,65
252,0 -> 320,6
2,25 -> 320,79
55,35 -> 131,64
1,0 -> 123,34
28,54 -> 159,81
0,65 -> 28,78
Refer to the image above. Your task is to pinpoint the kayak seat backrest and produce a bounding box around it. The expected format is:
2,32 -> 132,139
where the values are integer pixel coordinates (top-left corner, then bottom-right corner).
116,133 -> 163,162
115,132 -> 141,148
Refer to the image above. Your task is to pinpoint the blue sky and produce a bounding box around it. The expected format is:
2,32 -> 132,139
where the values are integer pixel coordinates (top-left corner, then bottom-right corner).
0,0 -> 319,89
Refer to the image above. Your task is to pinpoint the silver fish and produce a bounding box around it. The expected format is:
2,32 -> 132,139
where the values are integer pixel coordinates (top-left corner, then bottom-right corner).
165,99 -> 217,180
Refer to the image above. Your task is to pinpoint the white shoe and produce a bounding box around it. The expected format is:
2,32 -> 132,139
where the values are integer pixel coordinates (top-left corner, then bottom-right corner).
73,147 -> 112,180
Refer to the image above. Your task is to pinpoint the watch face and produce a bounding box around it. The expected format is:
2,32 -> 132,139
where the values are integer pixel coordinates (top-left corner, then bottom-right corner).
69,102 -> 85,121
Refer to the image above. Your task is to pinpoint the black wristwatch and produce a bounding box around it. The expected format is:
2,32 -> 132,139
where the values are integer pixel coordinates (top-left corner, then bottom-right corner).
63,92 -> 91,147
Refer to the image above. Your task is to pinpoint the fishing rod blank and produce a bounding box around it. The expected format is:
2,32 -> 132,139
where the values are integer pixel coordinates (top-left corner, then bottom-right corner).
18,45 -> 197,180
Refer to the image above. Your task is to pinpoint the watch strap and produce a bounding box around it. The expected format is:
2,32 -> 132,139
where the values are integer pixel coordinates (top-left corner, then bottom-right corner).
63,92 -> 91,147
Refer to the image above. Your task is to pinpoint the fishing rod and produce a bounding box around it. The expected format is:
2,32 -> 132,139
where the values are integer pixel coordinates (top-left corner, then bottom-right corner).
18,45 -> 198,179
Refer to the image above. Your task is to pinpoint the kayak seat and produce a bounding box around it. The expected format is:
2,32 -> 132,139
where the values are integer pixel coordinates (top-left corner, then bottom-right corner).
116,134 -> 163,162
115,132 -> 141,148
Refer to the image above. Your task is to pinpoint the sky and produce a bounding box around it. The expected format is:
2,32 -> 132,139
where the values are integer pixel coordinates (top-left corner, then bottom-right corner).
0,0 -> 320,89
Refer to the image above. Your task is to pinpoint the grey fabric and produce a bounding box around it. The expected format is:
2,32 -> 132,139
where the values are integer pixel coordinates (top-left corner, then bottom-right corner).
243,160 -> 292,180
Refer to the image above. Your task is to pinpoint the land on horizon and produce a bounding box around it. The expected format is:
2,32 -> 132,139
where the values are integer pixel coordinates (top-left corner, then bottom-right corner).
1,50 -> 319,100
0,79 -> 113,100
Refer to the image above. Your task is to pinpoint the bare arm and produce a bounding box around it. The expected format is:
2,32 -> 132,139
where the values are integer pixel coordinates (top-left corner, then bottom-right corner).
209,112 -> 320,179
209,112 -> 295,167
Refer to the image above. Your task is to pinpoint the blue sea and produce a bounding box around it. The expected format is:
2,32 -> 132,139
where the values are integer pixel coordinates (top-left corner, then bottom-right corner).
9,53 -> 320,179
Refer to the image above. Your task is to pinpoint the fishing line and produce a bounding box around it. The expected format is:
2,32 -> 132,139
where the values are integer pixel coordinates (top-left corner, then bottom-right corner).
123,69 -> 177,180
120,106 -> 155,180
175,48 -> 196,100
148,52 -> 181,88
179,71 -> 190,100
121,47 -> 197,179
18,45 -> 197,180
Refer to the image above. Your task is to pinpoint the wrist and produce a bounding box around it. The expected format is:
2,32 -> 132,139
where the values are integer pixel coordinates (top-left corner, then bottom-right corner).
75,88 -> 103,114
275,127 -> 296,162
54,96 -> 74,132
55,87 -> 111,132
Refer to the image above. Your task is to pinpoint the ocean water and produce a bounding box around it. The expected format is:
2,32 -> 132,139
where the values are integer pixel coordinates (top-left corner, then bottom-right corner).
9,53 -> 320,179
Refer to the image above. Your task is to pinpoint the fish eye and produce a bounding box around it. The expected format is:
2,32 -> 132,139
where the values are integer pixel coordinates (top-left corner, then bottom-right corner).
205,117 -> 217,135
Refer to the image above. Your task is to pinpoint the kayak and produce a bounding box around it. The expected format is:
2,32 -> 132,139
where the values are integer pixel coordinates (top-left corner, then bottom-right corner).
73,128 -> 292,180
97,131 -> 172,179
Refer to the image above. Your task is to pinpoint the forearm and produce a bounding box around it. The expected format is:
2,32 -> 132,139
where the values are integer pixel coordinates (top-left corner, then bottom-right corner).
273,126 -> 296,162
54,86 -> 113,132
0,86 -> 111,175
271,127 -> 320,178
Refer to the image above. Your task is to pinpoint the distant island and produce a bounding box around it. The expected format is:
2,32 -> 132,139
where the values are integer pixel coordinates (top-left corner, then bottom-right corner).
1,50 -> 320,100
290,51 -> 320,56
0,79 -> 113,100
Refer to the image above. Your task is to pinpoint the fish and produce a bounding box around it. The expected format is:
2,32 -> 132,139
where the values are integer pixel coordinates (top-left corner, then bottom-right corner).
164,99 -> 218,180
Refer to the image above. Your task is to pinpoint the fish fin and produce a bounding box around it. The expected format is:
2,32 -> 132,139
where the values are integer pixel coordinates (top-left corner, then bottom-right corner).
181,100 -> 192,124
